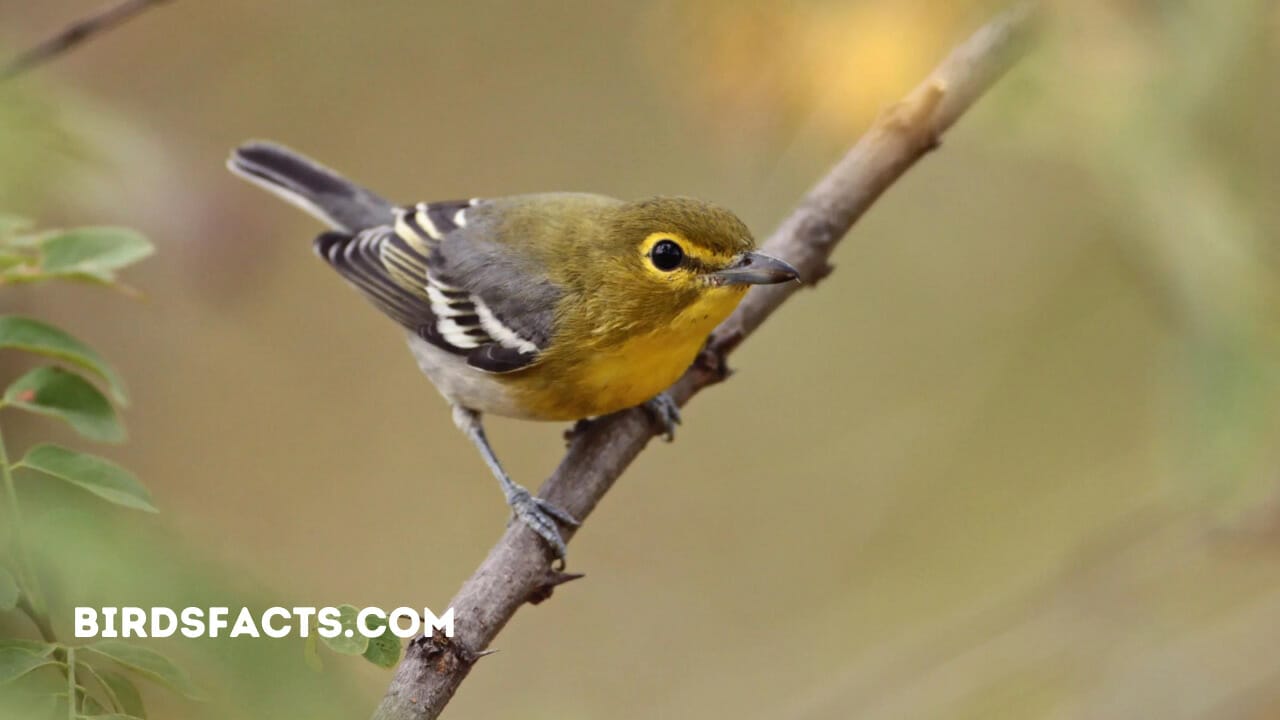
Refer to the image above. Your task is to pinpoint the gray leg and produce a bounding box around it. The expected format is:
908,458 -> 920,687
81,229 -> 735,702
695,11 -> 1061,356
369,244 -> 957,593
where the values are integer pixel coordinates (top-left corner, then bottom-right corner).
451,405 -> 579,559
643,392 -> 682,442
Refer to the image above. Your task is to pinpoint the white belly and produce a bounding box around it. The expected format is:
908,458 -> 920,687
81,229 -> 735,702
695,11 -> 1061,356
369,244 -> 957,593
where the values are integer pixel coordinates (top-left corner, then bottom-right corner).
406,335 -> 533,418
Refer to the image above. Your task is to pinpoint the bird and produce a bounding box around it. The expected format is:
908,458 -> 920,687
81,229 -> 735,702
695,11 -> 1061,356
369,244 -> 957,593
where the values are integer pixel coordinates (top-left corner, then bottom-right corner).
227,141 -> 799,561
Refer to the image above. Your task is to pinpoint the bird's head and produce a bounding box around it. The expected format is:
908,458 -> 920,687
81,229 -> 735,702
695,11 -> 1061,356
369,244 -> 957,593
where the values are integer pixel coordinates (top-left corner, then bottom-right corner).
587,197 -> 798,337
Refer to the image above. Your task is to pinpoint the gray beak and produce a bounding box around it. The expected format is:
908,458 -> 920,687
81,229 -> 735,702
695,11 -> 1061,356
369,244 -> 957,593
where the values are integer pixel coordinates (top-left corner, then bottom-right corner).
709,251 -> 800,286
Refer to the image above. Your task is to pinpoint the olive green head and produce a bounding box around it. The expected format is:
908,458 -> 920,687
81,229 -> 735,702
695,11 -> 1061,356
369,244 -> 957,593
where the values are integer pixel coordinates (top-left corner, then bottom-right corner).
604,195 -> 796,289
555,195 -> 799,344
611,196 -> 754,259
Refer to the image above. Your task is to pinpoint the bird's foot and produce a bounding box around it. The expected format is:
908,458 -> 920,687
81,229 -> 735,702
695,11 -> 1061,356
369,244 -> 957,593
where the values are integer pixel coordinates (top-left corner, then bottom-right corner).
643,392 -> 682,442
506,486 -> 579,562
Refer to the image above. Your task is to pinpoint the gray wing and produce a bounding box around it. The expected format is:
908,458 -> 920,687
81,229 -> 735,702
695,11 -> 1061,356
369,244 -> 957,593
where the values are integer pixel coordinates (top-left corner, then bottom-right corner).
316,200 -> 558,374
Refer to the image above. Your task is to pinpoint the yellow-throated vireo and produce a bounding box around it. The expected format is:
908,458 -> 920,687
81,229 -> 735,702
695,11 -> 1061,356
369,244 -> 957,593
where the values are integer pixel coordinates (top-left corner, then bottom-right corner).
228,141 -> 799,560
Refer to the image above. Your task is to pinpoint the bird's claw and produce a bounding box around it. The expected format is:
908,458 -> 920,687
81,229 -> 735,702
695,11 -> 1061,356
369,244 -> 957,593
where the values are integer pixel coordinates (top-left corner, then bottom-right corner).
506,487 -> 579,561
643,393 -> 682,441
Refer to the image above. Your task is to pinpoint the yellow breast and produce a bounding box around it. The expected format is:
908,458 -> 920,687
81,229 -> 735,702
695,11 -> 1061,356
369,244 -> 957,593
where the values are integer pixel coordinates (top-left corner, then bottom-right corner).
513,286 -> 747,421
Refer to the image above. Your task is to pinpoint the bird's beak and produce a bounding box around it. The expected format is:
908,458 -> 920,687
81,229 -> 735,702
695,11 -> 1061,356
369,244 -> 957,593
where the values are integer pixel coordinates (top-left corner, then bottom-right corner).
708,251 -> 800,286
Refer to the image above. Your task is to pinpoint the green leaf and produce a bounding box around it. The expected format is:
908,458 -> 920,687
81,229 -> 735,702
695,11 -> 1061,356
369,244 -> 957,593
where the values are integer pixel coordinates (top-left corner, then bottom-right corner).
39,228 -> 152,281
101,671 -> 146,719
0,567 -> 17,610
80,693 -> 110,715
76,660 -> 122,716
79,715 -> 144,720
0,316 -> 127,404
17,444 -> 155,513
0,646 -> 57,684
318,604 -> 368,655
3,367 -> 124,443
362,626 -> 401,669
0,638 -> 55,656
85,641 -> 203,701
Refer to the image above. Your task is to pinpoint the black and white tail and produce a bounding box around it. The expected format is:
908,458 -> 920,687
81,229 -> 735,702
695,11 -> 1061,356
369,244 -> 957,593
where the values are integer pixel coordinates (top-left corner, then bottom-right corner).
227,141 -> 395,233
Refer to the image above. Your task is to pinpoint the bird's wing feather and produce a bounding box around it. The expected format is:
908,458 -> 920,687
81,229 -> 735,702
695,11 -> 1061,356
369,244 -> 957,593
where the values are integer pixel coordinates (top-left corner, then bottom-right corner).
314,199 -> 556,374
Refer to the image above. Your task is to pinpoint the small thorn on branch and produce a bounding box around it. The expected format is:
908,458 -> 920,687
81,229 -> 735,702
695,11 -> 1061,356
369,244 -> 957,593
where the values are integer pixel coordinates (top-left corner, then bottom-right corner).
883,79 -> 948,152
527,569 -> 585,605
410,634 -> 480,675
562,418 -> 595,446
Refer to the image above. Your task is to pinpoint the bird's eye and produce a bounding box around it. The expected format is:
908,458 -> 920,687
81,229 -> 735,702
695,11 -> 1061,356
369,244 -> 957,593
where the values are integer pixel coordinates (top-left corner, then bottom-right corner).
649,239 -> 684,272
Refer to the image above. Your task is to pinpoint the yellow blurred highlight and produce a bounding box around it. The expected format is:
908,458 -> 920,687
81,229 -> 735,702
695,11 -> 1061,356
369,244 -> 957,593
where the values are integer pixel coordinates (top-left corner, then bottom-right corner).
647,1 -> 992,137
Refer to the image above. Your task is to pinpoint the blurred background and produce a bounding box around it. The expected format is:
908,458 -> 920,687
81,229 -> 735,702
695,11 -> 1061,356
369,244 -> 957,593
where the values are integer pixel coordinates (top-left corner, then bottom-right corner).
2,0 -> 1279,717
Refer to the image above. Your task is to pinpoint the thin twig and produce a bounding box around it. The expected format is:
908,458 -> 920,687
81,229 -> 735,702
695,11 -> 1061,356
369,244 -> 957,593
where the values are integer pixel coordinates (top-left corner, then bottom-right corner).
1,0 -> 173,81
372,3 -> 1044,718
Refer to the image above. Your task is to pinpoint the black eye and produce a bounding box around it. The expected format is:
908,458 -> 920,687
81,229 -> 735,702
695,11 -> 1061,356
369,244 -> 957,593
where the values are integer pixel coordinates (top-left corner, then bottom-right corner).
649,239 -> 684,272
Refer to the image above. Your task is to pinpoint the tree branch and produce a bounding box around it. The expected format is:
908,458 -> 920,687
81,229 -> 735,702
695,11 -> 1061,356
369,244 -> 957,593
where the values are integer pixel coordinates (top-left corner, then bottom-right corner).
373,3 -> 1043,718
1,0 -> 173,81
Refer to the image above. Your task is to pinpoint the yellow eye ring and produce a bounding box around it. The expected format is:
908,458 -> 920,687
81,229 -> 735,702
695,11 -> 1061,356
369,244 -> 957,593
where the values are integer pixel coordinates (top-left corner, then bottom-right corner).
639,232 -> 692,276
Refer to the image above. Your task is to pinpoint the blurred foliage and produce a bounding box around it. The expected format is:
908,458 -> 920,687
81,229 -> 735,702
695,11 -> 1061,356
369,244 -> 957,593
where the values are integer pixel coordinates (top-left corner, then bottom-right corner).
1013,0 -> 1280,521
0,86 -> 93,213
0,59 -> 373,720
314,605 -> 401,670
0,218 -> 191,718
1,1 -> 1279,719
